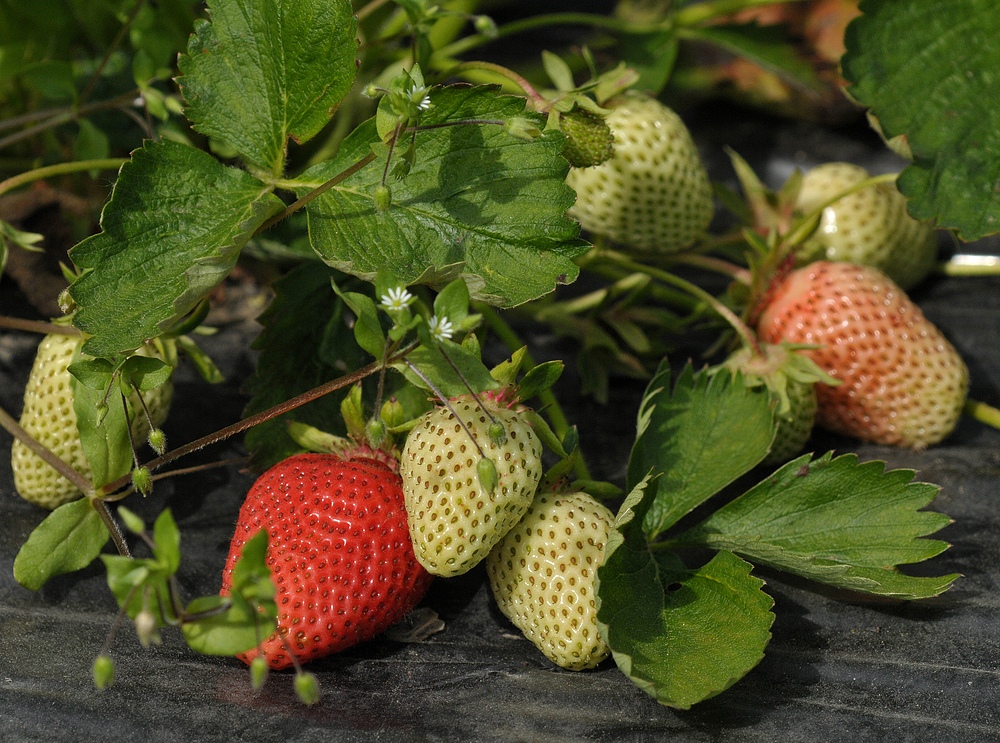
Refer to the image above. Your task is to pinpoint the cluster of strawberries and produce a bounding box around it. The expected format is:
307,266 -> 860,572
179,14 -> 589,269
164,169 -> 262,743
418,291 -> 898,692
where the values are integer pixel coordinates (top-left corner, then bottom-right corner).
10,92 -> 970,679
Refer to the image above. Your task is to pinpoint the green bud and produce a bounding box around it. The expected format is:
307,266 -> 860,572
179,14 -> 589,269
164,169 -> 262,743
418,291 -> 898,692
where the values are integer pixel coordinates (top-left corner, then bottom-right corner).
132,466 -> 153,496
374,184 -> 392,213
294,671 -> 320,705
95,400 -> 109,427
477,457 -> 499,495
147,428 -> 167,456
366,417 -> 387,447
250,655 -> 269,691
488,421 -> 507,447
93,654 -> 115,690
473,15 -> 498,39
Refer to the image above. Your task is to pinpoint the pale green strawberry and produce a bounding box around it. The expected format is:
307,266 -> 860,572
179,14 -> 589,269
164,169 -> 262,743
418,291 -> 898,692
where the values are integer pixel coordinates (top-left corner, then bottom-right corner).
486,490 -> 613,671
795,162 -> 937,290
12,333 -> 174,509
399,395 -> 543,578
565,93 -> 713,253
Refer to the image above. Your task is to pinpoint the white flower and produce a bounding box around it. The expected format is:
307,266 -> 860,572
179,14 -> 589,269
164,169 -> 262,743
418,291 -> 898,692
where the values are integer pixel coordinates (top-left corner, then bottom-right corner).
409,84 -> 431,111
380,286 -> 414,311
428,314 -> 455,341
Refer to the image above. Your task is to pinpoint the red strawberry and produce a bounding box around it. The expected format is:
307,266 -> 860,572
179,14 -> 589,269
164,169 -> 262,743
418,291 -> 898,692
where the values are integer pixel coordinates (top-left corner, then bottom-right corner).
755,261 -> 968,449
221,452 -> 434,670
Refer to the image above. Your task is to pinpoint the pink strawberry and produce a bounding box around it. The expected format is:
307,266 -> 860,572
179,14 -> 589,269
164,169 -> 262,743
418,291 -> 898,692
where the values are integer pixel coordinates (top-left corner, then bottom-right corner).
221,452 -> 434,670
755,261 -> 968,449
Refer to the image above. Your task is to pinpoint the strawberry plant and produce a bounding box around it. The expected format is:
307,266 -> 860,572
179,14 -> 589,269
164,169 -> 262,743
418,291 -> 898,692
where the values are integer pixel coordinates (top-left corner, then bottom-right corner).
2,0 -> 999,718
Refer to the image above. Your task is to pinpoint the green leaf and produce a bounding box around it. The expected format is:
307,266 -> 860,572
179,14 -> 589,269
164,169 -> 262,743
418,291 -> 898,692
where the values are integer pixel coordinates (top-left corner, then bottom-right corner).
596,477 -> 774,710
177,0 -> 358,175
182,593 -> 261,655
13,499 -> 110,590
618,31 -> 679,94
300,85 -> 585,307
677,453 -> 958,599
68,139 -> 284,357
842,0 -> 1000,239
121,355 -> 172,392
242,262 -> 369,469
152,509 -> 182,575
72,370 -> 133,490
185,529 -> 277,655
627,363 -> 775,538
395,339 -> 500,399
334,286 -> 387,359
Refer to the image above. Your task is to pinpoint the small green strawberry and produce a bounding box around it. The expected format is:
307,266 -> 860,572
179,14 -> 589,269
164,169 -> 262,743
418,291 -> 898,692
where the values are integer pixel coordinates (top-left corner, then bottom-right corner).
11,333 -> 174,509
557,107 -> 615,168
795,162 -> 937,290
720,342 -> 838,466
565,93 -> 714,253
486,490 -> 614,671
399,394 -> 543,578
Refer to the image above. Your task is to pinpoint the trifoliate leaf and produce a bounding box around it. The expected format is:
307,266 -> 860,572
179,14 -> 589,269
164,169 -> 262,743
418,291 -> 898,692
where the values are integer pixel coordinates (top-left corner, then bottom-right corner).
299,85 -> 585,308
596,477 -> 774,710
242,262 -> 370,470
68,139 -> 284,357
13,498 -> 110,590
177,0 -> 358,175
677,453 -> 958,599
842,0 -> 1000,239
627,363 -> 775,538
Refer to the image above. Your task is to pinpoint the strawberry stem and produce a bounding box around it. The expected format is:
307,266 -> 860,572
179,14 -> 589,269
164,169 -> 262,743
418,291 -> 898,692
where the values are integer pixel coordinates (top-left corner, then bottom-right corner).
475,302 -> 592,481
938,254 -> 1000,277
963,398 -> 1000,431
0,316 -> 81,335
593,248 -> 760,353
400,358 -> 491,462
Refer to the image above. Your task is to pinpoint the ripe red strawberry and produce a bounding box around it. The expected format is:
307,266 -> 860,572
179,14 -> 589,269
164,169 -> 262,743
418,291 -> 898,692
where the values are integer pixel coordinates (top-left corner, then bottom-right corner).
221,452 -> 434,670
755,261 -> 968,449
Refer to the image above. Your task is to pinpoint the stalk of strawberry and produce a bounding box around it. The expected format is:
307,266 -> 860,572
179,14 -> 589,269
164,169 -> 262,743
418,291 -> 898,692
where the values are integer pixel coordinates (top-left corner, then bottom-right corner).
755,261 -> 969,449
220,451 -> 434,670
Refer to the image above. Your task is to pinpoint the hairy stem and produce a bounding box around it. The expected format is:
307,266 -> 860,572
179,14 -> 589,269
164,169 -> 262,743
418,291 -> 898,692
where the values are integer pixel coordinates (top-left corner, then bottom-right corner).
0,159 -> 127,198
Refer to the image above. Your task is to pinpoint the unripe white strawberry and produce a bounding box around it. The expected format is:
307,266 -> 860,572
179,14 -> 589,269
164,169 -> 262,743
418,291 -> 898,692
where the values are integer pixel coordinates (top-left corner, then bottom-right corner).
11,333 -> 174,509
795,162 -> 937,290
486,490 -> 614,670
565,93 -> 714,253
399,396 -> 543,577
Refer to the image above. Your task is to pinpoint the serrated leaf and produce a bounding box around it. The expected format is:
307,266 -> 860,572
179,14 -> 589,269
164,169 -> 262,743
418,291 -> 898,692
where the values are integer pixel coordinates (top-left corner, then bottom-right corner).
627,363 -> 775,538
842,0 -> 1000,239
243,262 -> 369,469
596,478 -> 774,710
177,0 -> 358,174
678,453 -> 958,599
13,499 -> 110,590
300,85 -> 585,307
68,139 -> 284,357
